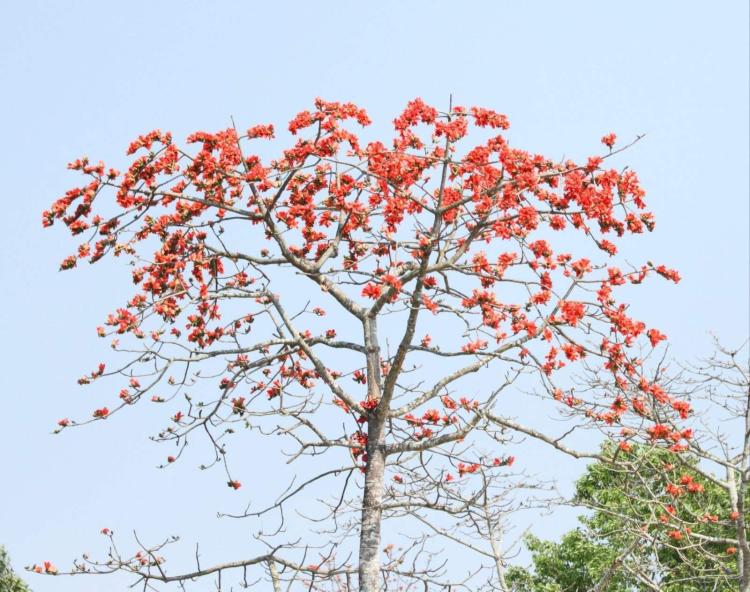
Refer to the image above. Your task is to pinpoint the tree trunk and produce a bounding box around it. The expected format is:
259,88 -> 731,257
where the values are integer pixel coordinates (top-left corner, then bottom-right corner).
728,467 -> 750,592
358,418 -> 386,592
268,560 -> 281,592
740,543 -> 750,592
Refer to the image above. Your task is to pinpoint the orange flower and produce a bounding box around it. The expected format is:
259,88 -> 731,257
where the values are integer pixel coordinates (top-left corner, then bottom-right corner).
601,133 -> 617,148
92,407 -> 109,419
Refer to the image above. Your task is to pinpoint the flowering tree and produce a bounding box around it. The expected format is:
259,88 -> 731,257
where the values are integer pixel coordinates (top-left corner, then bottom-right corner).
542,342 -> 748,592
40,98 -> 688,591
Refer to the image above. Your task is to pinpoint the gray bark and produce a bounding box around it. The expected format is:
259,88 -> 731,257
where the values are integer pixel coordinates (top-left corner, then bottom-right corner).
358,317 -> 385,592
357,421 -> 386,592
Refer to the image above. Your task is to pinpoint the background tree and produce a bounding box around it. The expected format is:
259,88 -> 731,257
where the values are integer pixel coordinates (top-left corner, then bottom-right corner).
1,546 -> 31,592
37,98 -> 689,591
507,445 -> 744,591
682,341 -> 750,590
377,443 -> 561,591
506,529 -> 636,592
507,342 -> 750,592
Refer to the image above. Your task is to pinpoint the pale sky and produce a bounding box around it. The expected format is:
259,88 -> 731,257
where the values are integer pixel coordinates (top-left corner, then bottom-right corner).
1,1 -> 748,590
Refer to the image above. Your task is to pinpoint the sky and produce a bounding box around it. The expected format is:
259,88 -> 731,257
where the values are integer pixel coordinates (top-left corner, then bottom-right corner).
0,1 -> 748,590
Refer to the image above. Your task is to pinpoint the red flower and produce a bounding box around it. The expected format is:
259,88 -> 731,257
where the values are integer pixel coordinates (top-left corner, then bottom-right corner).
671,400 -> 692,419
227,480 -> 241,490
441,395 -> 457,410
93,407 -> 109,418
362,283 -> 381,299
421,294 -> 439,313
59,255 -> 77,270
586,156 -> 603,171
462,339 -> 487,353
457,462 -> 481,477
529,240 -> 552,258
647,328 -> 667,347
470,107 -> 509,129
422,409 -> 441,423
687,481 -> 704,494
43,561 -> 58,574
231,397 -> 246,414
246,124 -> 274,139
648,424 -> 673,440
560,301 -> 586,326
655,265 -> 681,283
665,482 -> 684,497
570,258 -> 592,277
601,133 -> 617,148
381,274 -> 402,292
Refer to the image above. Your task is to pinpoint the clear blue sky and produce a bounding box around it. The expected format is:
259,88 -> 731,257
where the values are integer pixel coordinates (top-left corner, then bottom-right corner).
1,1 -> 748,590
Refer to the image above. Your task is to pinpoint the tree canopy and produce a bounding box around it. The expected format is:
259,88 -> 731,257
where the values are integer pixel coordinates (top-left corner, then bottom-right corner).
37,98 -> 699,591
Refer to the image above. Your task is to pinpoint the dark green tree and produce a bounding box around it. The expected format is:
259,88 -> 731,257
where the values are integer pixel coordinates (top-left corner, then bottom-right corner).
507,443 -> 744,591
0,546 -> 31,592
505,528 -> 634,592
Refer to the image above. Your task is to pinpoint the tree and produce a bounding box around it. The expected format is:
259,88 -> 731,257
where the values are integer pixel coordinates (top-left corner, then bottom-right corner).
506,529 -> 635,592
507,445 -> 744,591
38,98 -> 689,591
378,444 -> 560,590
1,546 -> 31,592
508,342 -> 750,592
679,342 -> 750,591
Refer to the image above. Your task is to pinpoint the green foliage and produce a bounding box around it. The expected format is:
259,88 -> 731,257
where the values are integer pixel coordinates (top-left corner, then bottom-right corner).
506,529 -> 634,591
508,444 -> 742,591
0,546 -> 31,592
